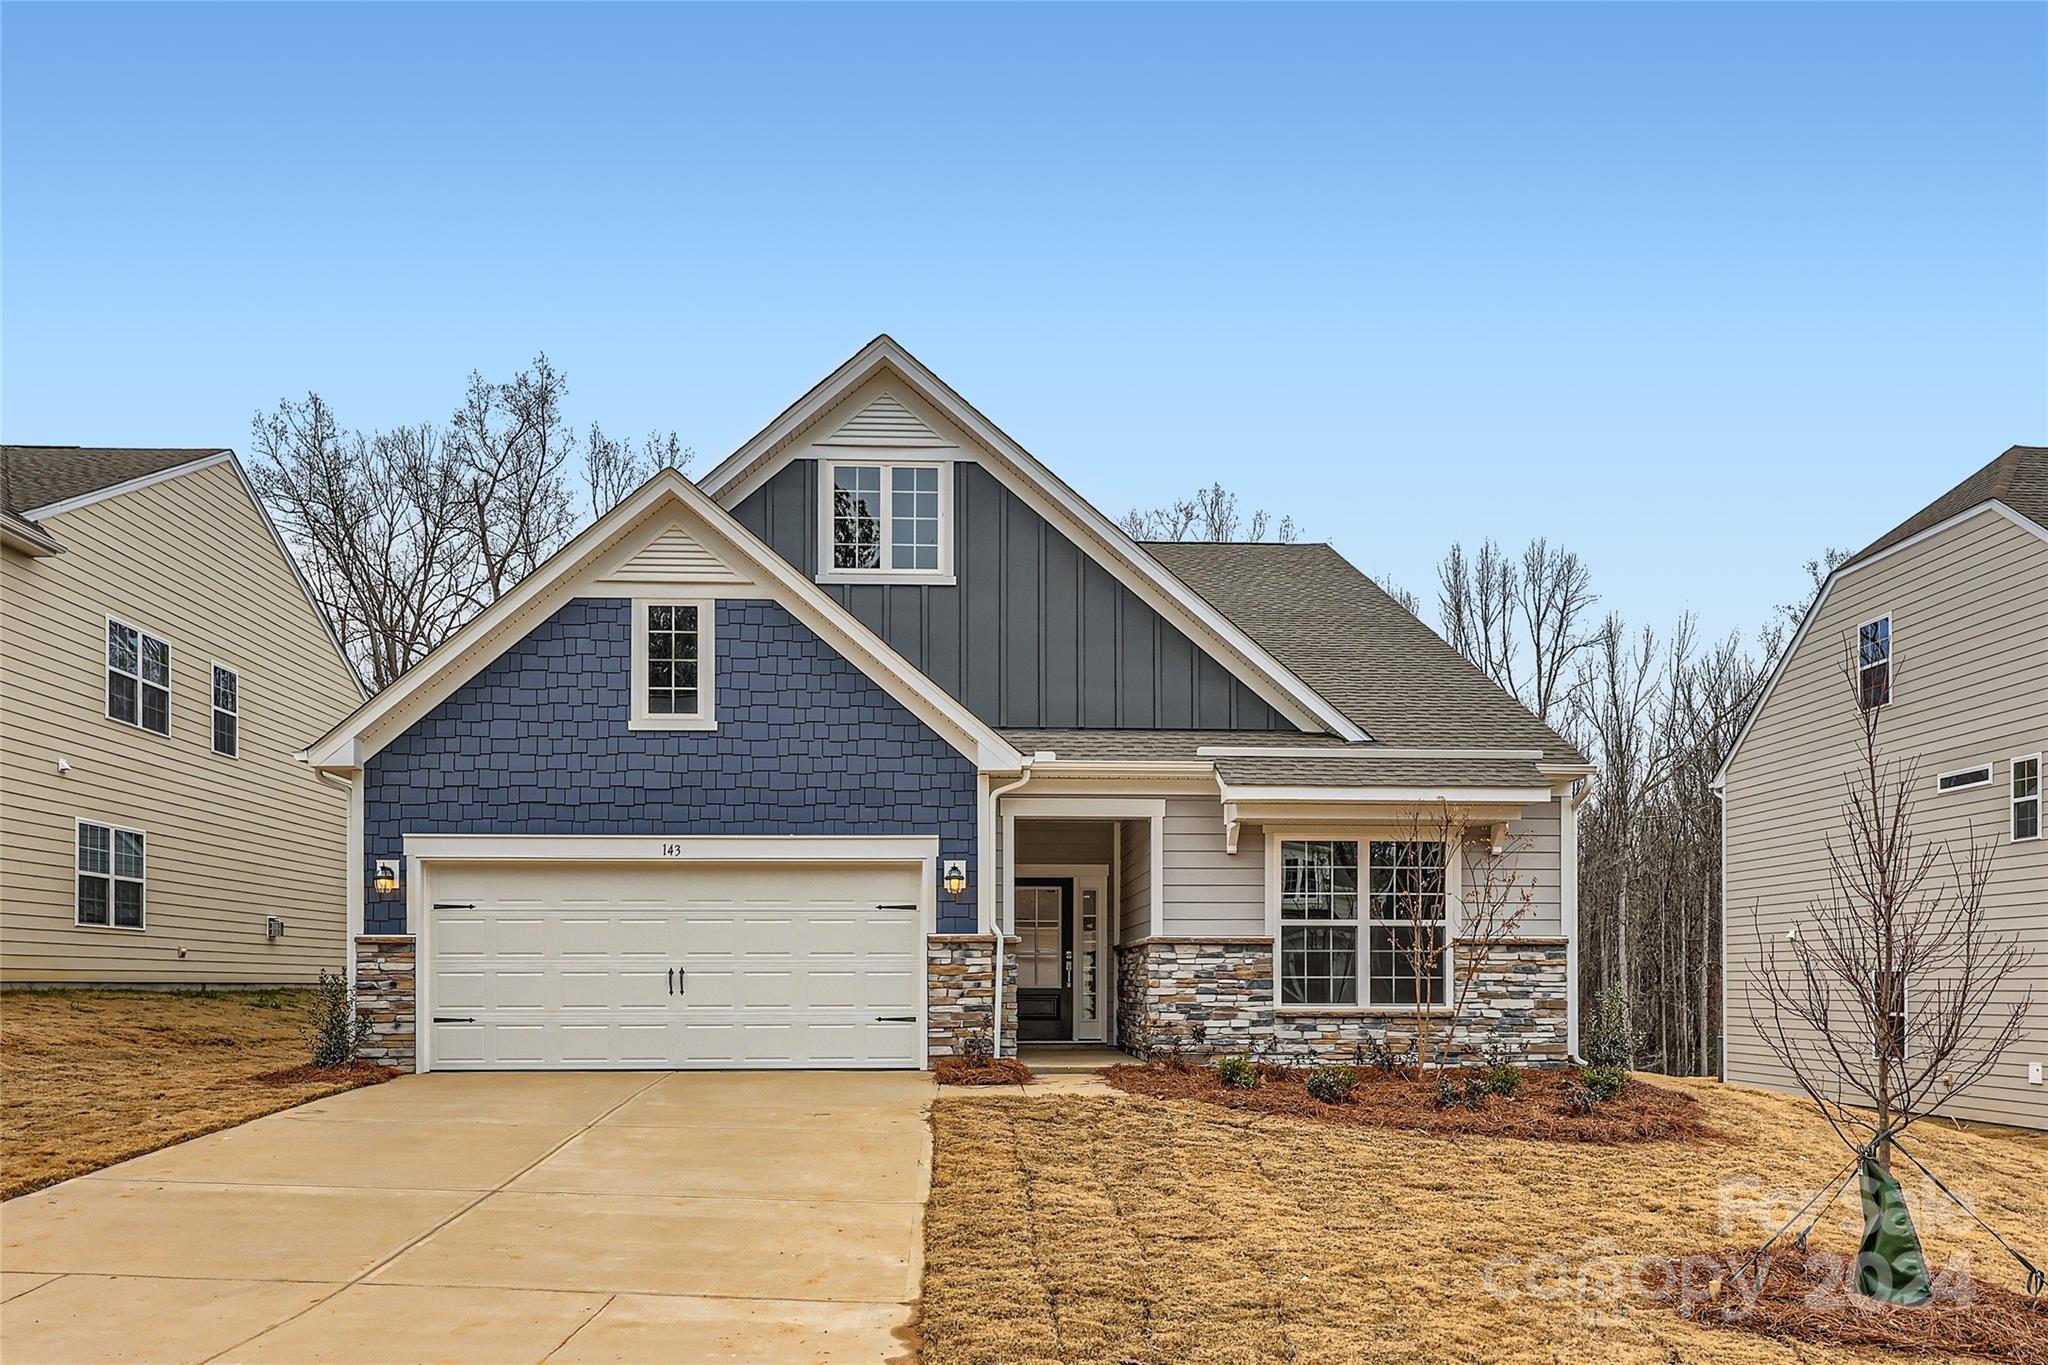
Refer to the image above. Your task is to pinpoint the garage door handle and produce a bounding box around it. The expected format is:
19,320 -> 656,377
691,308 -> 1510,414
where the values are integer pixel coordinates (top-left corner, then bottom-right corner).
432,903 -> 476,910
676,967 -> 686,995
667,968 -> 674,996
875,1015 -> 916,1023
433,1016 -> 476,1024
876,903 -> 917,910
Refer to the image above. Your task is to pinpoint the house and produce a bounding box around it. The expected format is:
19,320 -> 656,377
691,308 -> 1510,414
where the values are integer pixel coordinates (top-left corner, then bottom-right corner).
1718,446 -> 2047,1130
306,338 -> 1592,1072
0,446 -> 365,986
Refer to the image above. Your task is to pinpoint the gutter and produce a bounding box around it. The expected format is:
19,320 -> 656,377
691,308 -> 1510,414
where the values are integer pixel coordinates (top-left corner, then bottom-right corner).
984,751 -> 1053,1058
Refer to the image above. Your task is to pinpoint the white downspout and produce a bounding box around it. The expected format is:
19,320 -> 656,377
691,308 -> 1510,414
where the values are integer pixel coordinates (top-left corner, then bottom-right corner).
985,753 -> 1050,1058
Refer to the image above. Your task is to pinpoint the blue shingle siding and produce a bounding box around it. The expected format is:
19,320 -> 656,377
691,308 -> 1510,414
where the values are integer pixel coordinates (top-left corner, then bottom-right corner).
362,598 -> 979,933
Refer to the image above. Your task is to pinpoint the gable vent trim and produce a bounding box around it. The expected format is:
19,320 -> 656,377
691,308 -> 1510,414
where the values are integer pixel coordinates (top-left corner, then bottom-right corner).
817,394 -> 954,448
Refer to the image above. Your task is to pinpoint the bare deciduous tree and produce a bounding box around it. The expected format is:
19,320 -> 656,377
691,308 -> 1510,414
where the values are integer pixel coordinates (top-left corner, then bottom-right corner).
1120,482 -> 1300,543
251,357 -> 688,690
1751,665 -> 2031,1171
1437,537 -> 1598,728
1387,803 -> 1537,1070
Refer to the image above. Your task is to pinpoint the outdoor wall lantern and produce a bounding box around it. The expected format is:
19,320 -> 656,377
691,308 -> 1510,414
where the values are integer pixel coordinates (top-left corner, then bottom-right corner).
373,860 -> 402,896
941,859 -> 968,899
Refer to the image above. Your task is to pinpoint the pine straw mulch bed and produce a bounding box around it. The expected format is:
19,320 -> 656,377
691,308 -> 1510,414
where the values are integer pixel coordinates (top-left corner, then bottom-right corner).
1,989 -> 396,1199
1639,1245 -> 2048,1363
920,1077 -> 2048,1364
935,1055 -> 1035,1087
1102,1061 -> 1719,1144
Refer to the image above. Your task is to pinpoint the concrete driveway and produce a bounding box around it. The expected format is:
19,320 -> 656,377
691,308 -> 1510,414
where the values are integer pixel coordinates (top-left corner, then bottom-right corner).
0,1071 -> 932,1364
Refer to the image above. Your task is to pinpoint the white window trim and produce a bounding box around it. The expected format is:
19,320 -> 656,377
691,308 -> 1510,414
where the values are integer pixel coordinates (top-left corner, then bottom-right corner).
210,661 -> 240,758
1933,764 -> 1991,793
2012,753 -> 2042,844
75,817 -> 146,931
815,458 -> 956,584
1264,828 -> 1462,1013
629,595 -> 716,731
104,614 -> 172,738
1856,612 -> 1893,710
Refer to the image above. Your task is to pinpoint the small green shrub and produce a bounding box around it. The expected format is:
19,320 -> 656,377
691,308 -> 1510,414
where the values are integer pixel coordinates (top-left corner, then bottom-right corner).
1580,1063 -> 1631,1101
304,969 -> 368,1068
1483,1064 -> 1524,1097
1434,1073 -> 1491,1110
1215,1055 -> 1259,1089
1582,985 -> 1644,1070
1305,1064 -> 1358,1104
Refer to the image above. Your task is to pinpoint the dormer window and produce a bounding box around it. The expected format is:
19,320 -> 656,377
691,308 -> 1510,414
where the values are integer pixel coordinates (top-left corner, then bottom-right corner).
820,461 -> 952,581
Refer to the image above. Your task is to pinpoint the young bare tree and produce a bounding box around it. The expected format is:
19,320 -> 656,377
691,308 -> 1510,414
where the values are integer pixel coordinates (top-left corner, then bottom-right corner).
252,357 -> 689,690
1750,662 -> 2032,1172
1120,481 -> 1300,543
1386,803 -> 1538,1070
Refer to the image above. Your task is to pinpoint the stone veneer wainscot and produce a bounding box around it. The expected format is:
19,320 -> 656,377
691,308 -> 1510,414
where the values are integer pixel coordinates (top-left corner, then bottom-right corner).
1117,936 -> 1569,1064
927,934 -> 1020,1060
353,935 -> 417,1070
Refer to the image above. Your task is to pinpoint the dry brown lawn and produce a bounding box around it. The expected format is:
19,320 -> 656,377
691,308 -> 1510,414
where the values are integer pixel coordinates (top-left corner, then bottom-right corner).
1,989 -> 391,1199
921,1077 -> 2047,1364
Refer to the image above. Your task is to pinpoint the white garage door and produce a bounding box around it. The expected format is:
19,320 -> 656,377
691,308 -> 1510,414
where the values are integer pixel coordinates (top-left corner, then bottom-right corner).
424,860 -> 924,1070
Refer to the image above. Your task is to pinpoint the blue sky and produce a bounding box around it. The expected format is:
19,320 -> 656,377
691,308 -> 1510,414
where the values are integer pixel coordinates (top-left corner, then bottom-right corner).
4,2 -> 2043,646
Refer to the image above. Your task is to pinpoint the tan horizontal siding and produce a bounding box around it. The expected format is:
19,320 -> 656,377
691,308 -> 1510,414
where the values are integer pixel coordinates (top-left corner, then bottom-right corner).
1118,818 -> 1150,942
1723,507 -> 2048,1128
1,461 -> 361,985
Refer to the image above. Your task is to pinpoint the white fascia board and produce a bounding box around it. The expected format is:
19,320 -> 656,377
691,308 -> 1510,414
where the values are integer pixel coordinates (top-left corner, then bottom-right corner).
697,337 -> 1367,742
19,451 -> 234,520
309,470 -> 1025,775
1712,499 -> 2047,789
1030,760 -> 1216,779
1216,780 -> 1557,806
403,833 -> 939,863
1,518 -> 63,555
1195,745 -> 1545,759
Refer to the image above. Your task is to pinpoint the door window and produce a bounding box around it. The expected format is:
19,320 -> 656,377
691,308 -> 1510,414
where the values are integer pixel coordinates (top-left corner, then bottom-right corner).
1015,885 -> 1063,989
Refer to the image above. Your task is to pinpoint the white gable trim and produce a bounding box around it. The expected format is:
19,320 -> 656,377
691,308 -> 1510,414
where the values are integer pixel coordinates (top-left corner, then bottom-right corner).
305,469 -> 1025,774
1712,499 -> 2048,789
697,337 -> 1369,742
28,450 -> 365,700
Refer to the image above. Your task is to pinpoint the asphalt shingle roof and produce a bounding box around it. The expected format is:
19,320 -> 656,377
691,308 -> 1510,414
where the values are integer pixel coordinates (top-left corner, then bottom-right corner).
1,446 -> 226,518
1142,540 -> 1586,766
1847,446 -> 2048,568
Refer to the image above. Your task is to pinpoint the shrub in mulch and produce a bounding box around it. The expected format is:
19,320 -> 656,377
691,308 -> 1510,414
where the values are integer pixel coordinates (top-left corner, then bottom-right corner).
249,1061 -> 398,1088
1102,1061 -> 1717,1144
1639,1245 -> 2048,1364
934,1056 -> 1034,1087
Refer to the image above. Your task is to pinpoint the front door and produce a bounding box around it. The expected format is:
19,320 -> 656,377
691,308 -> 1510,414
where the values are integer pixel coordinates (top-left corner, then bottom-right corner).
1013,878 -> 1073,1042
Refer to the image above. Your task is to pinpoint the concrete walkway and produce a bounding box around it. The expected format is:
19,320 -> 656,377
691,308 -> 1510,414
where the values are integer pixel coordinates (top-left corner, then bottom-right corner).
0,1071 -> 933,1364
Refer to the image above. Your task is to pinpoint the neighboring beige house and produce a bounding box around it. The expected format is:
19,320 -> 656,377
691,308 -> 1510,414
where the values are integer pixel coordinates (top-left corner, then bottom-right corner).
1719,446 -> 2047,1130
1,446 -> 364,986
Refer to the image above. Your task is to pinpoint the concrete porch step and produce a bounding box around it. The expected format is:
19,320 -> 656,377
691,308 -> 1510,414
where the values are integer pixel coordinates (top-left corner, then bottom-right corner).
1016,1045 -> 1130,1075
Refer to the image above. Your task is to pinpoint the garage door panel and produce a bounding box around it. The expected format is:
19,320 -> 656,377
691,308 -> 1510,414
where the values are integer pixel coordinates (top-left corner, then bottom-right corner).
425,860 -> 924,1071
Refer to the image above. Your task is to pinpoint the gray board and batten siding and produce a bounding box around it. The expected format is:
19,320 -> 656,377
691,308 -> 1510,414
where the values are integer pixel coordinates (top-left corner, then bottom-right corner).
732,459 -> 1298,733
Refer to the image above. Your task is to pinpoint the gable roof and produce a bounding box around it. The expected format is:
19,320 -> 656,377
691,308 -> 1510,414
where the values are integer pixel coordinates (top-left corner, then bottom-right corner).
1714,444 -> 2048,788
1845,445 -> 2048,568
2,445 -> 230,518
307,468 -> 1026,774
1,444 -> 364,696
697,336 -> 1368,742
1144,541 -> 1587,766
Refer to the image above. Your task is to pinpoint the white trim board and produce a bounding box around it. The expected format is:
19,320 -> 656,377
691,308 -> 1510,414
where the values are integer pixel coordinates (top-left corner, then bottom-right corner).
1713,499 -> 2048,788
999,796 -> 1166,941
695,336 -> 1367,742
307,470 -> 1025,774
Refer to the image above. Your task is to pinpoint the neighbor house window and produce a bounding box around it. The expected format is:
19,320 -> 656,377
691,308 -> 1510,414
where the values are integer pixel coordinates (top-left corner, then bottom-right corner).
106,618 -> 170,734
76,821 -> 145,929
1279,839 -> 1449,1008
1935,765 -> 1991,793
1857,615 -> 1891,710
211,665 -> 239,757
823,461 -> 948,576
631,599 -> 714,729
2013,755 -> 2041,842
